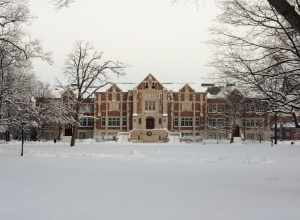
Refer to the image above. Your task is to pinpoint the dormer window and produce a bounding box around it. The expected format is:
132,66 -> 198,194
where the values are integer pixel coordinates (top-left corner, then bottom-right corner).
152,83 -> 156,89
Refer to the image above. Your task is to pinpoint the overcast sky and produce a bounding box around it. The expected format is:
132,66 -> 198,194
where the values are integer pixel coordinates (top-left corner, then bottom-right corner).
27,0 -> 219,87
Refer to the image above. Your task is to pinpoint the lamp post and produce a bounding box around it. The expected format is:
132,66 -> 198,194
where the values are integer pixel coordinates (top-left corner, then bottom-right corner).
21,122 -> 25,157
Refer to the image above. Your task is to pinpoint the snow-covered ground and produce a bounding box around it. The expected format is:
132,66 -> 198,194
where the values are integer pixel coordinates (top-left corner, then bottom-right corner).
0,141 -> 300,220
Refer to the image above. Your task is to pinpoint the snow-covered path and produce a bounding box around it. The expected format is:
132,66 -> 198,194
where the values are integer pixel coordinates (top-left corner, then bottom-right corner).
0,141 -> 300,220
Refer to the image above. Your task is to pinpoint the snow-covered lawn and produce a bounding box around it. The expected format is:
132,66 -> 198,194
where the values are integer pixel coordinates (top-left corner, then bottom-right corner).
0,141 -> 300,220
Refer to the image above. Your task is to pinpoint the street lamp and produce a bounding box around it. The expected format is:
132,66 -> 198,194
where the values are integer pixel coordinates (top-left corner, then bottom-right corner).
21,122 -> 25,157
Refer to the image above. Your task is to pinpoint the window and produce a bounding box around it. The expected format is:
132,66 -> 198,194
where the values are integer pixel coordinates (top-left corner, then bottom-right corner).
122,117 -> 127,126
174,118 -> 179,127
139,118 -> 142,124
246,104 -> 255,112
243,119 -> 263,128
159,118 -> 162,124
217,104 -> 225,113
208,133 -> 225,139
256,104 -> 265,113
246,133 -> 255,140
152,83 -> 156,89
102,118 -> 106,126
217,119 -> 225,128
145,101 -> 156,111
108,118 -> 120,127
208,104 -> 217,113
195,117 -> 200,126
80,117 -> 94,127
181,117 -> 193,127
208,119 -> 217,128
208,118 -> 225,128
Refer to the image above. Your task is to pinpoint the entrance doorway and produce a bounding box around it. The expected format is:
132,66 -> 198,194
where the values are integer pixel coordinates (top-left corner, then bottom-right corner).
233,125 -> 240,137
146,117 -> 155,129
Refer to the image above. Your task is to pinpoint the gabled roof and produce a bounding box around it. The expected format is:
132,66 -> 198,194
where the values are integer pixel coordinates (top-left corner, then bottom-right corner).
107,83 -> 122,92
179,84 -> 195,93
94,74 -> 207,93
137,73 -> 164,90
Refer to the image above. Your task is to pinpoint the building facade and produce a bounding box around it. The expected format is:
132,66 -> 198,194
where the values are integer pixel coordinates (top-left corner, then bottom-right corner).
94,74 -> 207,142
93,74 -> 271,142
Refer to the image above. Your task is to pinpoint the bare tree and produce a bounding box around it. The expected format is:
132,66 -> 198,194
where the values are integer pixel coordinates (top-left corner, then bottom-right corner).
224,89 -> 244,143
63,41 -> 125,146
0,1 -> 49,146
212,0 -> 300,116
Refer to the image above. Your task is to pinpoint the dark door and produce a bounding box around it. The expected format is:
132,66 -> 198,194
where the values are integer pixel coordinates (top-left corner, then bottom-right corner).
233,125 -> 240,137
146,117 -> 155,129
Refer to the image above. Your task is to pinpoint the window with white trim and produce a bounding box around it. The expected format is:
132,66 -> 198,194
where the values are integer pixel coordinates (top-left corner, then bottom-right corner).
122,117 -> 127,126
80,117 -> 94,127
174,118 -> 179,127
108,118 -> 120,127
243,119 -> 263,128
208,119 -> 216,128
181,117 -> 193,127
208,118 -> 225,128
256,104 -> 265,113
208,104 -> 217,113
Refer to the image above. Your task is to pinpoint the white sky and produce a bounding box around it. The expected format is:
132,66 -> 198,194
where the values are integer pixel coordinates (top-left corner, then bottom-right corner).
27,0 -> 219,86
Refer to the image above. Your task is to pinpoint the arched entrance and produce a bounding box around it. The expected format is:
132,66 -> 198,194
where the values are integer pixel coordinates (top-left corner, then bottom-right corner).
146,117 -> 155,129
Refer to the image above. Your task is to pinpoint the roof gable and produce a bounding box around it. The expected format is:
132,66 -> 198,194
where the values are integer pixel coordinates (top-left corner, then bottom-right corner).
107,83 -> 122,93
137,73 -> 164,90
179,84 -> 195,93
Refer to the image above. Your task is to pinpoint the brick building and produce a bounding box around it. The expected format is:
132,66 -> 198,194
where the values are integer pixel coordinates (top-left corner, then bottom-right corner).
93,74 -> 272,142
94,74 -> 207,142
36,74 -> 276,142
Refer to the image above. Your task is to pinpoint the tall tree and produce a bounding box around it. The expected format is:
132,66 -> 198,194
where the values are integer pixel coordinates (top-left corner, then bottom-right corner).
63,41 -> 125,146
212,0 -> 300,114
0,0 -> 49,143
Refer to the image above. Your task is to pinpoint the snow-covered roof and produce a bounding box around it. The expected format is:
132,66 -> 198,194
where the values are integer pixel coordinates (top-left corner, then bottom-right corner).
96,82 -> 208,93
206,86 -> 234,99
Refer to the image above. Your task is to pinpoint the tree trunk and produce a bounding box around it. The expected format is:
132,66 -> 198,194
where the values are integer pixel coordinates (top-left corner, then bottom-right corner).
58,125 -> 62,140
70,124 -> 77,147
268,0 -> 300,33
70,103 -> 80,147
274,112 -> 278,145
5,130 -> 10,142
292,112 -> 300,128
